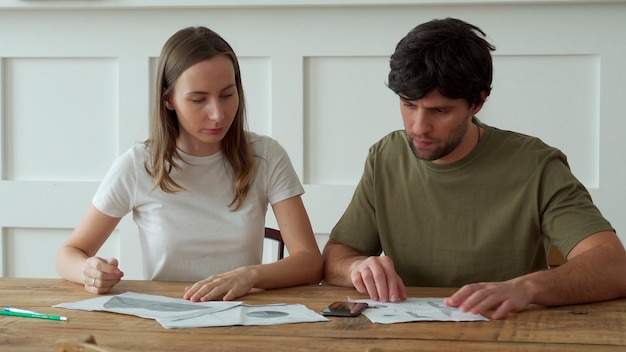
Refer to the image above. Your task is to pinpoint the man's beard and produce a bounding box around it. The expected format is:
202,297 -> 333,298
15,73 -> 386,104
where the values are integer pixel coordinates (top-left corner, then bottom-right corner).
407,117 -> 471,161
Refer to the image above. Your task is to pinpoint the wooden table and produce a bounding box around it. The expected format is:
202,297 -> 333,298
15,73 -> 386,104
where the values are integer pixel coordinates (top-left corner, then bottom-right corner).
1,278 -> 625,351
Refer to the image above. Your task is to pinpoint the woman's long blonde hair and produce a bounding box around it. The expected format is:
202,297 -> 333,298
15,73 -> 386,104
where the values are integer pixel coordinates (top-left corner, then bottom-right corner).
145,26 -> 255,210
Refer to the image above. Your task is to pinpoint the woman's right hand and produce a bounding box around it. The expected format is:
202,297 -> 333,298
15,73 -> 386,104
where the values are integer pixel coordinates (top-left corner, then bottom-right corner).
83,257 -> 124,294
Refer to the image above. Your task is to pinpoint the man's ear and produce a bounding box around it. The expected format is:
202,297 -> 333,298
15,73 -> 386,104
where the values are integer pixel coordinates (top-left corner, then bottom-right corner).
471,91 -> 489,115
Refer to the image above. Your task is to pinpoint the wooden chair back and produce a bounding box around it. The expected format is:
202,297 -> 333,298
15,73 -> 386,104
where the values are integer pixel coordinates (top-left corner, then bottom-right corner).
548,245 -> 566,268
264,227 -> 285,260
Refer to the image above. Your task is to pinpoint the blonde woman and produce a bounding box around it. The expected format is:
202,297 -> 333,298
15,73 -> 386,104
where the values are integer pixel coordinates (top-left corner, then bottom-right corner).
57,26 -> 322,301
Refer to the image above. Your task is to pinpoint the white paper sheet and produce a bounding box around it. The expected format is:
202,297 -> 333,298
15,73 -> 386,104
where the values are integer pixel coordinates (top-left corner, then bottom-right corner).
158,303 -> 328,329
54,292 -> 328,329
54,292 -> 241,321
348,297 -> 489,323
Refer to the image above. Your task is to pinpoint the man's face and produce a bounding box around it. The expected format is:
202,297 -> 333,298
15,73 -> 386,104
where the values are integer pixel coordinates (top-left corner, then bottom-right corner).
400,90 -> 484,164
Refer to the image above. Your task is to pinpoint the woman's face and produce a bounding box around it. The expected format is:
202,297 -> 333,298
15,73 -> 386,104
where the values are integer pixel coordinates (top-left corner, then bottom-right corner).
166,54 -> 239,156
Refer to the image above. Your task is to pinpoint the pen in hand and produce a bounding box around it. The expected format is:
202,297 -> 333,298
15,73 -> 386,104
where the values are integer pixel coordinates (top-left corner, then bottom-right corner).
2,307 -> 68,321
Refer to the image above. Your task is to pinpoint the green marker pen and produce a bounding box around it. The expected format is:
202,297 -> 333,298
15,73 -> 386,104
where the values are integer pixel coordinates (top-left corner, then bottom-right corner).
0,310 -> 68,321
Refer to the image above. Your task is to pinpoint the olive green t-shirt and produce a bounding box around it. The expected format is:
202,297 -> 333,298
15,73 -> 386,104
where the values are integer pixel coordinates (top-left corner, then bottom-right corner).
330,120 -> 614,287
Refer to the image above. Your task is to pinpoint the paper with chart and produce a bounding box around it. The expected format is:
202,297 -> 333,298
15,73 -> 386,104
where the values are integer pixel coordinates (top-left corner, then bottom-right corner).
157,303 -> 328,329
348,297 -> 489,323
54,292 -> 328,329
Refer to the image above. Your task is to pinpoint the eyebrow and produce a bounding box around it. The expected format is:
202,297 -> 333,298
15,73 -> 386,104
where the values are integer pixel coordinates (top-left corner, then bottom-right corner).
399,96 -> 457,110
185,83 -> 237,96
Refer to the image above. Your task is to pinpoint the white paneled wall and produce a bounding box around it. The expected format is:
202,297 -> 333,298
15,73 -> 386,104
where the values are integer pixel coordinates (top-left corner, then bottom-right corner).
1,1 -> 625,279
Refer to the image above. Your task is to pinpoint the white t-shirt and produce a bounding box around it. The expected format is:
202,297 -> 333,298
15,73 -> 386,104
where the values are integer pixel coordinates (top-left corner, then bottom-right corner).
92,133 -> 304,281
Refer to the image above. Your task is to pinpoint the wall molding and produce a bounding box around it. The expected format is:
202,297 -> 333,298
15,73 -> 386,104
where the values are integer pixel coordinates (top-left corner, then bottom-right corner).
4,0 -> 626,10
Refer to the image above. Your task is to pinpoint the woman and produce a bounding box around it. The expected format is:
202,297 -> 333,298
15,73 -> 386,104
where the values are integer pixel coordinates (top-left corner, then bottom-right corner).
56,26 -> 323,302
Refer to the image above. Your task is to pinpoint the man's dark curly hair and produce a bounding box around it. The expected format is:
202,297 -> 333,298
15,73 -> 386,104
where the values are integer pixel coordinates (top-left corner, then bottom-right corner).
387,18 -> 495,106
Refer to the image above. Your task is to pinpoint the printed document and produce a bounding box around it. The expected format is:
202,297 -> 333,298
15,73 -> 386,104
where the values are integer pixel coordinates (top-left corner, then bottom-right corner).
54,292 -> 328,329
348,297 -> 489,323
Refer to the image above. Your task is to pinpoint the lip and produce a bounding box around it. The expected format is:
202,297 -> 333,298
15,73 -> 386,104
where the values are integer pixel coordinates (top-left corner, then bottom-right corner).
413,138 -> 434,148
204,128 -> 224,135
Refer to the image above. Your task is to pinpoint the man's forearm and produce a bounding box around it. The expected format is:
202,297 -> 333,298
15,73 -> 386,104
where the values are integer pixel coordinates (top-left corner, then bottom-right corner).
322,240 -> 365,287
518,245 -> 626,307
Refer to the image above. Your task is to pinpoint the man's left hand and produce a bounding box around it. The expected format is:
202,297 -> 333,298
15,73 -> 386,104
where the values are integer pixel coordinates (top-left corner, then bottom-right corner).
444,280 -> 531,319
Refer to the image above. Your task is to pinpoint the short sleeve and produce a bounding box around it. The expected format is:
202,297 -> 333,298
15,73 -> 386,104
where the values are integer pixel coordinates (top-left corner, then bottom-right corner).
539,154 -> 614,256
92,147 -> 139,218
329,146 -> 382,256
251,135 -> 304,205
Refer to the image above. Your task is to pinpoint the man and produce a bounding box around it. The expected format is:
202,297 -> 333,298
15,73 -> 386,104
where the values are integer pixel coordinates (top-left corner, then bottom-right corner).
322,18 -> 626,320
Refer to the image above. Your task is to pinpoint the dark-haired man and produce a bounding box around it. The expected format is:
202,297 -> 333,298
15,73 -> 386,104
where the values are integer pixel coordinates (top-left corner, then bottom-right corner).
322,18 -> 626,319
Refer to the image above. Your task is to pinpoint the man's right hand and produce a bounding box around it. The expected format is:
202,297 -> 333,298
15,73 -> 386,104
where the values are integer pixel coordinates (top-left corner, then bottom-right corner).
349,256 -> 407,303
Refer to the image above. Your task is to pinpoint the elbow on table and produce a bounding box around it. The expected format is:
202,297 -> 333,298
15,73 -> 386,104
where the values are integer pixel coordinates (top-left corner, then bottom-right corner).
306,252 -> 324,284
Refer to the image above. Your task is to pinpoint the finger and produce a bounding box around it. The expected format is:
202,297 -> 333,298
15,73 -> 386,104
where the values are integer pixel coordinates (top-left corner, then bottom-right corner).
398,279 -> 408,300
457,285 -> 507,315
359,268 -> 380,301
445,284 -> 480,307
83,264 -> 103,288
90,268 -> 123,291
366,265 -> 389,302
491,299 -> 522,320
83,276 -> 116,295
200,285 -> 228,302
84,256 -> 106,273
102,258 -> 124,276
351,269 -> 368,295
221,291 -> 235,301
462,291 -> 502,315
386,274 -> 407,302
222,287 -> 243,301
183,282 -> 203,301
98,274 -> 122,287
85,257 -> 121,279
92,284 -> 115,294
378,257 -> 405,302
106,258 -> 124,275
92,274 -> 121,289
84,276 -> 96,287
184,279 -> 224,302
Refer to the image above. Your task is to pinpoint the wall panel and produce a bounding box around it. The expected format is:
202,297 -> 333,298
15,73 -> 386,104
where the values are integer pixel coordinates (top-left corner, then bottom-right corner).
5,57 -> 118,181
0,1 -> 624,279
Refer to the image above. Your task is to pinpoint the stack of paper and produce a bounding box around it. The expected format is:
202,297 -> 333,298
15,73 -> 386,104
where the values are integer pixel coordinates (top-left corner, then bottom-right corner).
54,292 -> 328,329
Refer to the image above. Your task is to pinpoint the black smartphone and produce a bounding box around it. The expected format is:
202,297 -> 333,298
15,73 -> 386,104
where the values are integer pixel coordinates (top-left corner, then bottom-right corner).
320,301 -> 368,317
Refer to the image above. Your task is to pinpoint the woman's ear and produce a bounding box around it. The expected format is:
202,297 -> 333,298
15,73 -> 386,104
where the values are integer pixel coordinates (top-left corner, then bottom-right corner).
165,100 -> 174,111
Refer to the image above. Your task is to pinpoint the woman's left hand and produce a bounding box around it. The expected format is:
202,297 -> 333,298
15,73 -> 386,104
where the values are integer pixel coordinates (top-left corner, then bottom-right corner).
183,266 -> 258,302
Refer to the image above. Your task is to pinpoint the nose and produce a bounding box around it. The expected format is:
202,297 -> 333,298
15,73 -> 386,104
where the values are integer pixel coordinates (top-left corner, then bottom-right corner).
407,109 -> 431,136
206,101 -> 225,122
